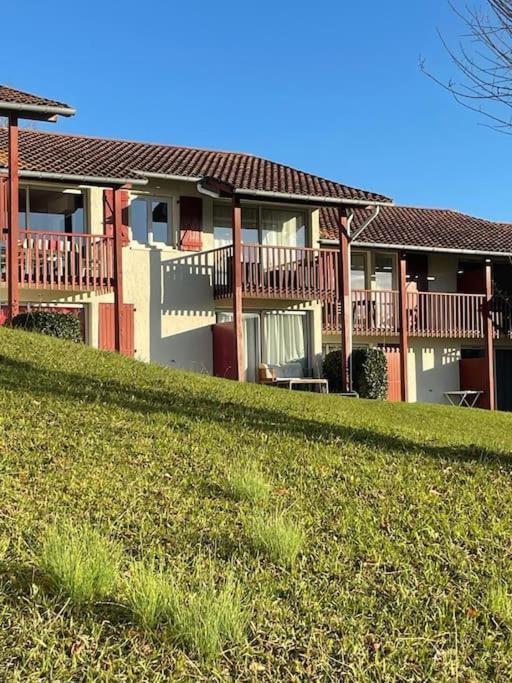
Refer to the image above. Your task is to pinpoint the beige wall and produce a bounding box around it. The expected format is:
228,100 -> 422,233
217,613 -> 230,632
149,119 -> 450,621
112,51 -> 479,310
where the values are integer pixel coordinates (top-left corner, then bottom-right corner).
428,253 -> 458,292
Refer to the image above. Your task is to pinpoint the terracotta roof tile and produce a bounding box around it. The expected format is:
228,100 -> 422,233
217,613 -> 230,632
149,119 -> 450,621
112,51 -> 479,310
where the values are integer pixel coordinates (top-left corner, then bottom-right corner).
320,205 -> 512,255
0,128 -> 390,203
0,85 -> 74,114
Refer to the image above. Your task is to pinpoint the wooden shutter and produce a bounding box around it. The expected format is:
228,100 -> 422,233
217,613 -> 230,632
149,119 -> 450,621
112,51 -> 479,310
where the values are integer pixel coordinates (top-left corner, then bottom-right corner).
180,196 -> 203,251
103,189 -> 129,246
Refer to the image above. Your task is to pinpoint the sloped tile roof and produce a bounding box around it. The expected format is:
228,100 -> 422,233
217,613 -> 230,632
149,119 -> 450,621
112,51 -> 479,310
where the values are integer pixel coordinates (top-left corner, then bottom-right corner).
0,127 -> 390,203
320,205 -> 512,256
0,85 -> 74,115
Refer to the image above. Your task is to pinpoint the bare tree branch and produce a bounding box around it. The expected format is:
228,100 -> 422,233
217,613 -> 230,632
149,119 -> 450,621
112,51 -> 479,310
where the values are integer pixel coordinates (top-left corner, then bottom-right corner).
421,0 -> 512,132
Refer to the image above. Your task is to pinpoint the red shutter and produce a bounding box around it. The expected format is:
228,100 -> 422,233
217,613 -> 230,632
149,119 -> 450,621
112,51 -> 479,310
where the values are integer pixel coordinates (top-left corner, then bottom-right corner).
103,189 -> 129,246
180,196 -> 203,251
0,176 -> 7,231
98,302 -> 135,357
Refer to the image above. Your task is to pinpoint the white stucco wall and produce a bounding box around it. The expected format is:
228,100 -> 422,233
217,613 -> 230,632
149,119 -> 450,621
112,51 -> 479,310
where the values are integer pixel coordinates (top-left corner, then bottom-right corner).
407,339 -> 461,404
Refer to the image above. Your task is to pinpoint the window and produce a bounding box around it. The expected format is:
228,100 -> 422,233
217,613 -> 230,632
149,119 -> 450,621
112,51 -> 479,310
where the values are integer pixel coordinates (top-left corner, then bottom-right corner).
213,204 -> 306,248
213,205 -> 259,247
130,196 -> 172,245
351,252 -> 367,289
19,187 -> 85,232
262,311 -> 309,371
373,253 -> 395,289
262,209 -> 305,247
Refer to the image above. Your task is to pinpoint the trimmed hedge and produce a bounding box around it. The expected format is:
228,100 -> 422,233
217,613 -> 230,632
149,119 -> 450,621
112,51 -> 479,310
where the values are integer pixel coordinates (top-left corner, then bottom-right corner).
11,311 -> 82,343
352,348 -> 388,399
322,347 -> 388,399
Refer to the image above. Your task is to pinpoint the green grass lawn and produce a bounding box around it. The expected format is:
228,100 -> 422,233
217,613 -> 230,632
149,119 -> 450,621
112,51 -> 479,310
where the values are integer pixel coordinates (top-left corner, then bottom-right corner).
1,327 -> 512,680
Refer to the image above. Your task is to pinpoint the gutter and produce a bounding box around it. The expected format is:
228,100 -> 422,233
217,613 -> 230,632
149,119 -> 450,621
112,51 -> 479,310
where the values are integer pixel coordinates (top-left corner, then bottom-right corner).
233,187 -> 392,207
132,171 -> 202,183
320,237 -> 512,259
6,169 -> 148,187
0,100 -> 76,118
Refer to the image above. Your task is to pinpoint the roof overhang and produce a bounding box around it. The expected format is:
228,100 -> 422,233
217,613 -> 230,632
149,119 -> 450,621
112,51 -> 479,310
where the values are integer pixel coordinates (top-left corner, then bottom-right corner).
320,237 -> 512,259
0,101 -> 76,122
0,167 -> 148,187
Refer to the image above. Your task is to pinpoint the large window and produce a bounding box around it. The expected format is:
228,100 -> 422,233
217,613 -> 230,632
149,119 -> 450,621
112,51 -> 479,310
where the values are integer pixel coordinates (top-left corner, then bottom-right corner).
351,252 -> 367,289
215,310 -> 310,381
213,204 -> 306,248
19,187 -> 85,232
130,196 -> 173,245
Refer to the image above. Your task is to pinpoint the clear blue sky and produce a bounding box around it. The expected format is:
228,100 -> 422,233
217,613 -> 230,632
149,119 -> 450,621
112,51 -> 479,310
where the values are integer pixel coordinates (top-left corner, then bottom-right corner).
4,0 -> 509,220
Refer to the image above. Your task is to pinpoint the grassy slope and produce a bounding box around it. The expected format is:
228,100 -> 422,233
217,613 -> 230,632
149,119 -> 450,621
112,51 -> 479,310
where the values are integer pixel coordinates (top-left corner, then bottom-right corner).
1,328 -> 512,681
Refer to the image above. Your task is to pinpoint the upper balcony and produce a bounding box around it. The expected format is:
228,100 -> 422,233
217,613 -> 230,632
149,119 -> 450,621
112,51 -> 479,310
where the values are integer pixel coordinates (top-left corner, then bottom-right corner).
212,244 -> 338,301
0,230 -> 115,293
323,289 -> 512,340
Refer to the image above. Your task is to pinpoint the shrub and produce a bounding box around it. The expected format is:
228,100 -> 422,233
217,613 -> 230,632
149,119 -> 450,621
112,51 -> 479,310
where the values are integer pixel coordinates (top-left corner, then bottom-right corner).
11,311 -> 82,343
323,348 -> 388,399
352,348 -> 388,399
322,350 -> 343,394
245,512 -> 304,567
224,463 -> 271,503
40,523 -> 121,605
168,572 -> 248,660
125,561 -> 177,631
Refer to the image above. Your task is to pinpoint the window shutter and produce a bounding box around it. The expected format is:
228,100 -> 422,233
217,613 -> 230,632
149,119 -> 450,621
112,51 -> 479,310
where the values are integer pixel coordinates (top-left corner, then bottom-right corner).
180,196 -> 203,251
103,188 -> 129,246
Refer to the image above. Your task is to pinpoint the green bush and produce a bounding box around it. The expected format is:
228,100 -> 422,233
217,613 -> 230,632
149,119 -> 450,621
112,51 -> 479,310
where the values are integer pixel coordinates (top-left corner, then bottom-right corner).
11,311 -> 82,343
322,350 -> 343,393
352,348 -> 388,399
323,348 -> 388,399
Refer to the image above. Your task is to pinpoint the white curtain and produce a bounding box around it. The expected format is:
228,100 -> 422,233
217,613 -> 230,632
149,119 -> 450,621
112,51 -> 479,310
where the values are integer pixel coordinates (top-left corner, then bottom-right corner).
263,313 -> 307,369
216,312 -> 259,382
262,209 -> 305,248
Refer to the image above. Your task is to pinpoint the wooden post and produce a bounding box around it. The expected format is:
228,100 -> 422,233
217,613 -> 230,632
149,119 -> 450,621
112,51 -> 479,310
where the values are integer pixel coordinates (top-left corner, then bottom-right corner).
398,253 -> 409,402
112,187 -> 124,353
338,208 -> 352,392
232,194 -> 244,381
483,259 -> 495,410
7,113 -> 20,323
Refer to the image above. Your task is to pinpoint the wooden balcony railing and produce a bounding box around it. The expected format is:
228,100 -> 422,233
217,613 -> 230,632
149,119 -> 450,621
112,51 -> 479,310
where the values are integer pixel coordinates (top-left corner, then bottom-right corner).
0,231 -> 114,292
323,288 -> 512,339
213,244 -> 338,301
407,291 -> 485,338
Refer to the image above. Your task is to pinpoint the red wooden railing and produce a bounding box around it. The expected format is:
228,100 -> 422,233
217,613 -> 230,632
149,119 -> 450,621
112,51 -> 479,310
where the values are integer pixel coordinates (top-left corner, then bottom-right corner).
213,244 -> 338,301
323,289 -> 399,335
323,288 -> 512,339
0,231 -> 114,292
407,291 -> 485,338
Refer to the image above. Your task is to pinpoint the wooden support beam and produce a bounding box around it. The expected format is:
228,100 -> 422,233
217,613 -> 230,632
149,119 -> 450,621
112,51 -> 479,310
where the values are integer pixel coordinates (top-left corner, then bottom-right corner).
7,113 -> 20,323
338,208 -> 352,393
398,253 -> 409,402
483,259 -> 496,410
232,195 -> 244,381
112,187 -> 124,354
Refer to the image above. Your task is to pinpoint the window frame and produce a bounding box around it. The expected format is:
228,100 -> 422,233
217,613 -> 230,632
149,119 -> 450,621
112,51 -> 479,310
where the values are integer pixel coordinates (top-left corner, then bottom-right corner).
129,194 -> 175,246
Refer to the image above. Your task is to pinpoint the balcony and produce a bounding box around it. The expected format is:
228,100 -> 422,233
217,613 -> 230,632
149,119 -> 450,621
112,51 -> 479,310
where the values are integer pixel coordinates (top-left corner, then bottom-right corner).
0,230 -> 115,292
323,289 -> 512,339
213,244 -> 338,301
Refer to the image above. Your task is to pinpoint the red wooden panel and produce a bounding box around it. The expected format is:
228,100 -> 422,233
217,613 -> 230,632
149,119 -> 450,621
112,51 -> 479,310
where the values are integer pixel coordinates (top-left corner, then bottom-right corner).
0,176 -> 7,231
212,322 -> 236,379
459,356 -> 489,409
98,302 -> 134,357
383,348 -> 402,402
180,196 -> 203,251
